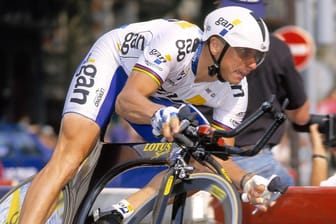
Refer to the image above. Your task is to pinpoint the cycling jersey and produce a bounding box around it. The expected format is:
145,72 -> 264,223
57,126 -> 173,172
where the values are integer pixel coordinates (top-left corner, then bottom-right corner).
63,19 -> 247,140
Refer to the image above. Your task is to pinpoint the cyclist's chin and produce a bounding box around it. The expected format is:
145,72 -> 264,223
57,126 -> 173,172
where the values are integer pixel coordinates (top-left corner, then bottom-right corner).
228,76 -> 242,85
226,72 -> 244,84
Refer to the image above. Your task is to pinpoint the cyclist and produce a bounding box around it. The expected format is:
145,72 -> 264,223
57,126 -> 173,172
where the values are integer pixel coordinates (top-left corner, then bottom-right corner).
19,6 -> 275,224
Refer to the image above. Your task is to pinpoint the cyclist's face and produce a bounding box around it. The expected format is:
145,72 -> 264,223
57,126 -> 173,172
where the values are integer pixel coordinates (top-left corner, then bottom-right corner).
219,46 -> 263,84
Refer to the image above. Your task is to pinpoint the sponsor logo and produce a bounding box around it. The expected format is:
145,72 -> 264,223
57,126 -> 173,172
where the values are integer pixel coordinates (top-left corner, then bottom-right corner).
149,49 -> 171,65
144,59 -> 163,71
70,63 -> 97,105
143,143 -> 172,158
215,17 -> 242,37
163,175 -> 174,195
5,211 -> 19,224
94,88 -> 105,107
230,118 -> 240,128
155,86 -> 179,100
237,112 -> 245,118
205,88 -> 216,98
121,32 -> 147,55
210,184 -> 227,200
230,84 -> 244,97
176,38 -> 200,62
176,67 -> 190,81
220,168 -> 232,183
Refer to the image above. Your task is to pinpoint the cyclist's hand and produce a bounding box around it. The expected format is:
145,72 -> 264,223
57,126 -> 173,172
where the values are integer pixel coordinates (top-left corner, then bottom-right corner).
241,175 -> 275,212
151,106 -> 181,142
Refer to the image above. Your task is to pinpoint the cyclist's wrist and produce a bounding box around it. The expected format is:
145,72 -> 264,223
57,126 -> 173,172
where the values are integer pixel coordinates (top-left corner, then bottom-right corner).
239,172 -> 255,190
312,154 -> 328,160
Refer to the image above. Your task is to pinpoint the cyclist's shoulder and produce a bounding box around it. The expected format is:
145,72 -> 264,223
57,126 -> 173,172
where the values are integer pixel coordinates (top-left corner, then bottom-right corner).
116,19 -> 202,54
149,19 -> 202,45
116,19 -> 201,37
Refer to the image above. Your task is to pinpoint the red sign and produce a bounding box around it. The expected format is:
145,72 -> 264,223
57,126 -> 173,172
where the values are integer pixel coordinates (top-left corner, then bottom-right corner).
274,26 -> 315,71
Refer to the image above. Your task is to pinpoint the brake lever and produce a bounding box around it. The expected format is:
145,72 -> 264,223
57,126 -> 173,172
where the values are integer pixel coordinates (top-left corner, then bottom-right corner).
169,118 -> 196,147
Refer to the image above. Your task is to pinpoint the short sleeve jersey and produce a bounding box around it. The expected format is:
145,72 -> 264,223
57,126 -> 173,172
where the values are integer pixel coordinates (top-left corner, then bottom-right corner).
63,19 -> 247,130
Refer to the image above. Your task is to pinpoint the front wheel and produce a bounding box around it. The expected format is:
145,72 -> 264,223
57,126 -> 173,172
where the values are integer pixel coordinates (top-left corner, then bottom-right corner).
126,172 -> 242,224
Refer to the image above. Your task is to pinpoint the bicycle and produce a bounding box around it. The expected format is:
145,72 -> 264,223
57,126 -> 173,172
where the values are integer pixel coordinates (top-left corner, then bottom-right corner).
0,96 -> 288,224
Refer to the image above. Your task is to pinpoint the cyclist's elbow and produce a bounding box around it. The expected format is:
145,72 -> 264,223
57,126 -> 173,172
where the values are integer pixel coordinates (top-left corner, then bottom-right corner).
115,93 -> 128,117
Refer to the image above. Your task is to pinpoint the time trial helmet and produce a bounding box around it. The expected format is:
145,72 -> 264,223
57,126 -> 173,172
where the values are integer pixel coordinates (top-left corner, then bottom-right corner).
202,6 -> 269,54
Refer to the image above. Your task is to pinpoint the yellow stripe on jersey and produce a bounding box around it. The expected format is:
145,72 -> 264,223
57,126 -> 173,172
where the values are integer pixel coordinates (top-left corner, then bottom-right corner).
186,95 -> 206,105
176,21 -> 195,29
211,123 -> 225,130
211,120 -> 231,131
133,67 -> 161,86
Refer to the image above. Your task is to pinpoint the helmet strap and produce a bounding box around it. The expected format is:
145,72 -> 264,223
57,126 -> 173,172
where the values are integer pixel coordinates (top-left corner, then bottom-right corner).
207,41 -> 229,82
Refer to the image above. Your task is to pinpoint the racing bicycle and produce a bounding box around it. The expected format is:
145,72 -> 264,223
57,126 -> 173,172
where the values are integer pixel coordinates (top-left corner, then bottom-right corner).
0,96 -> 288,224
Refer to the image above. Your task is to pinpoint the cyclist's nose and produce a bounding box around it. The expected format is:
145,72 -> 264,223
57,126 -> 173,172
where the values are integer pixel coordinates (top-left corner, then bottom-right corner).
245,59 -> 257,70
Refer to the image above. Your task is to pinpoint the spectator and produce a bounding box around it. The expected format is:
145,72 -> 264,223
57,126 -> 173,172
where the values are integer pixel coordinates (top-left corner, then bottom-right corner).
309,124 -> 336,186
315,88 -> 336,181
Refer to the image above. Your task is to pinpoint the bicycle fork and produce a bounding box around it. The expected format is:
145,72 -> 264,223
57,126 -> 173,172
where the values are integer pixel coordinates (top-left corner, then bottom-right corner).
152,154 -> 194,224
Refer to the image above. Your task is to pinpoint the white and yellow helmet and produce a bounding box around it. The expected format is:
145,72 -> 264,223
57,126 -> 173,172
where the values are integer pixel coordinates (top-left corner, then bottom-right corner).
202,6 -> 269,53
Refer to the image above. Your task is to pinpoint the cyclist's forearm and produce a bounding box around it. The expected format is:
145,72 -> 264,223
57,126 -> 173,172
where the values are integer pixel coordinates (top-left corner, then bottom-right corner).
115,70 -> 163,124
217,158 -> 246,189
116,93 -> 162,124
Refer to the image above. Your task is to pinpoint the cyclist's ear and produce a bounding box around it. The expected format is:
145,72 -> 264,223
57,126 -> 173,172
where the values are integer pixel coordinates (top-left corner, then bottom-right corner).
208,37 -> 227,55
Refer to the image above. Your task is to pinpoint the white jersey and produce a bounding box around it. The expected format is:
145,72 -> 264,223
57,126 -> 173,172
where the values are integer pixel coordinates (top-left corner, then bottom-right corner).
63,19 -> 247,132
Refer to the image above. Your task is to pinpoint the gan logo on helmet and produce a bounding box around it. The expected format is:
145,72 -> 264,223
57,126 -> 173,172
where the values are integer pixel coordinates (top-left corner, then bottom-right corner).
215,17 -> 242,37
